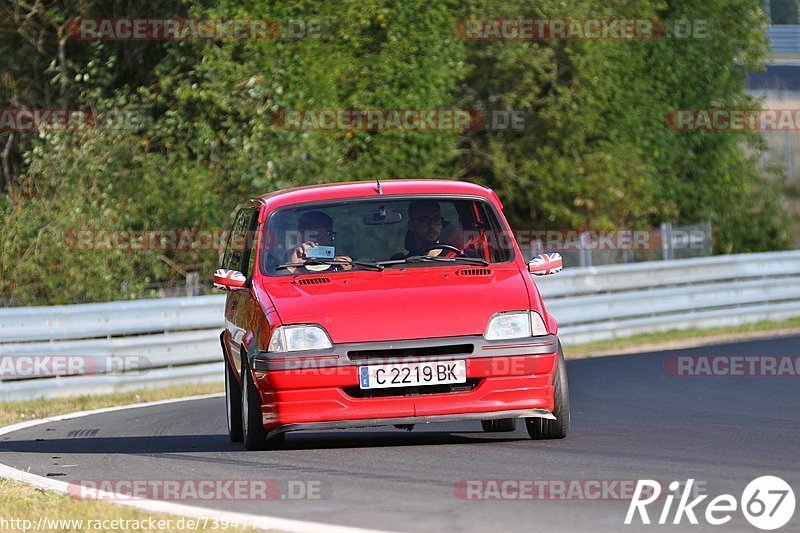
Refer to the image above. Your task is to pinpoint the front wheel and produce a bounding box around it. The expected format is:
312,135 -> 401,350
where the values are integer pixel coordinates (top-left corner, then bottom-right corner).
242,359 -> 285,450
526,343 -> 570,439
225,356 -> 243,442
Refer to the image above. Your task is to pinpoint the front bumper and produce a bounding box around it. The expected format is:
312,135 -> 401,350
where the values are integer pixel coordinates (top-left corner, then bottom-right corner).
271,409 -> 556,436
251,334 -> 560,434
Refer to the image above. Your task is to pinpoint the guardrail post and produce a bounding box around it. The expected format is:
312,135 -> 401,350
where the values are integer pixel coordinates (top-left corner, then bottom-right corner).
185,272 -> 200,297
661,222 -> 674,260
579,231 -> 592,267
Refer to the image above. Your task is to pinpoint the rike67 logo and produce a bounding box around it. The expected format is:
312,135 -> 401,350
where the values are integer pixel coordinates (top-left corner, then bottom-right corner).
626,477 -> 795,530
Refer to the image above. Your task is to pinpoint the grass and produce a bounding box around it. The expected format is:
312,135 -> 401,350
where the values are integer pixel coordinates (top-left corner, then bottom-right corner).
565,316 -> 800,358
0,382 -> 223,427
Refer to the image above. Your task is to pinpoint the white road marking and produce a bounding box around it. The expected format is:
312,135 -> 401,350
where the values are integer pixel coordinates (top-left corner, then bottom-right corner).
0,393 -> 385,533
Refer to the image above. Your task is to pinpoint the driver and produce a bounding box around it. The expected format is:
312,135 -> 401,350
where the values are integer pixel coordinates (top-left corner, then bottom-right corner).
403,200 -> 445,257
393,200 -> 474,261
286,211 -> 352,271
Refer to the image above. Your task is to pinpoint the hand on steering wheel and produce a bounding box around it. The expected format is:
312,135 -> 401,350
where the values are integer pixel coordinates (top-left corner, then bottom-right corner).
415,243 -> 465,257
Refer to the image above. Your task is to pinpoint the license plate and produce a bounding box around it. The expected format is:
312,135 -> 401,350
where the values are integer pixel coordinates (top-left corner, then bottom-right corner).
358,360 -> 466,390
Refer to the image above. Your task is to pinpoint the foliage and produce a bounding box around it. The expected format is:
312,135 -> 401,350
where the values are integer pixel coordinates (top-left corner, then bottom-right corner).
0,0 -> 790,305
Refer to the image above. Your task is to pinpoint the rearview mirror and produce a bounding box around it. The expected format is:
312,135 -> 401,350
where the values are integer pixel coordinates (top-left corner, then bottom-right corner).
528,252 -> 563,276
364,206 -> 403,225
213,269 -> 248,291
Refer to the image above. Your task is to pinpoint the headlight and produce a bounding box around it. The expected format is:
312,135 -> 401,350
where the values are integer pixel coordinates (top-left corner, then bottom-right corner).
484,311 -> 548,340
267,325 -> 333,352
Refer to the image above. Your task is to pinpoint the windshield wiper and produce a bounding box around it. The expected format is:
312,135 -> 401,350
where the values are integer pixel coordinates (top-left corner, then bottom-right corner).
276,258 -> 384,271
377,255 -> 489,267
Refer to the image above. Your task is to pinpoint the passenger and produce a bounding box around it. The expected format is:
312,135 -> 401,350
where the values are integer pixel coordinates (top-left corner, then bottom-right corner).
287,211 -> 352,271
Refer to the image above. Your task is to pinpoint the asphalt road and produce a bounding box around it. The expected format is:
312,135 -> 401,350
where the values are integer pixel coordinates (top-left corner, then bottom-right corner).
2,336 -> 799,532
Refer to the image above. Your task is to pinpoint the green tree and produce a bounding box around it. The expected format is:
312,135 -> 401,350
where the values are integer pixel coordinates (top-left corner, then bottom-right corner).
0,0 -> 791,305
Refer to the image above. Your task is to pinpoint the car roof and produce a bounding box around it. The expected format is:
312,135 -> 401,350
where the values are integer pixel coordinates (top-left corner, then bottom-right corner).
253,179 -> 499,210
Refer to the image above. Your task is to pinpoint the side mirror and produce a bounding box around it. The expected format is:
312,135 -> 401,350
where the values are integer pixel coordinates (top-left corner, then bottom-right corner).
528,252 -> 563,276
213,269 -> 248,291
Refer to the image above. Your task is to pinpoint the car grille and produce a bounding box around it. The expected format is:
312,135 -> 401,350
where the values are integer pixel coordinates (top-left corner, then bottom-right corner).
343,379 -> 481,398
457,267 -> 491,276
347,343 -> 474,362
294,277 -> 331,285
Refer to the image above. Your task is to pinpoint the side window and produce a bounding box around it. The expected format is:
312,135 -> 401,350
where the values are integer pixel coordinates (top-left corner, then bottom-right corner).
244,218 -> 260,277
222,207 -> 255,271
477,202 -> 513,263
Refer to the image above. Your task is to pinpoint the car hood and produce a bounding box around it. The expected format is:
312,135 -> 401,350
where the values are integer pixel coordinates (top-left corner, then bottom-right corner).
262,266 -> 531,343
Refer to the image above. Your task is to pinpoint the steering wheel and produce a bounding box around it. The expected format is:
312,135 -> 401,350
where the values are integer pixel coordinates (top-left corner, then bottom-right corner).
414,243 -> 465,257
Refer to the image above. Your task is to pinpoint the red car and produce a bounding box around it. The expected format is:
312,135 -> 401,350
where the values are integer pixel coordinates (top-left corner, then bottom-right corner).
215,179 -> 568,450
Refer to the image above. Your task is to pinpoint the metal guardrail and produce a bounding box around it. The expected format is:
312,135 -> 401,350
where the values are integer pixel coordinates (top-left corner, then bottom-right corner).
537,250 -> 800,344
1,250 -> 799,400
769,25 -> 800,55
0,294 -> 223,343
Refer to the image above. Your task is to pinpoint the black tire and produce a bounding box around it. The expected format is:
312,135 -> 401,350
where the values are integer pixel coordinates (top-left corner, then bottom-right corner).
526,343 -> 570,439
481,418 -> 518,432
225,355 -> 243,442
242,358 -> 285,451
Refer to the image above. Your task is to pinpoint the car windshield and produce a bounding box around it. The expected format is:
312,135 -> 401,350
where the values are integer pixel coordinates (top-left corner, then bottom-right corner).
260,197 -> 514,275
